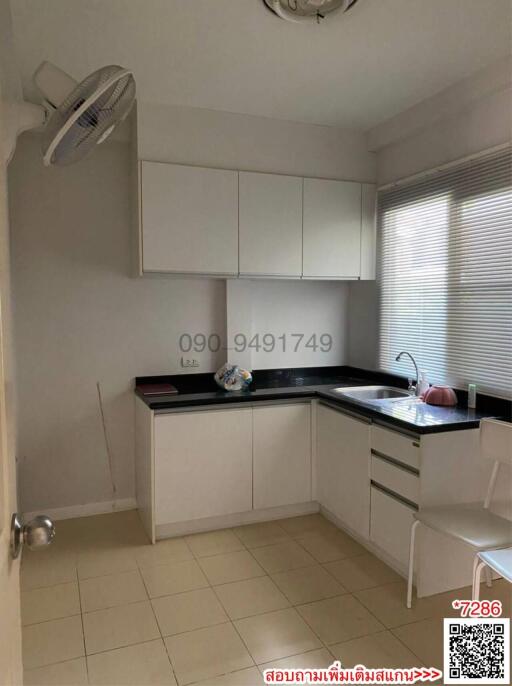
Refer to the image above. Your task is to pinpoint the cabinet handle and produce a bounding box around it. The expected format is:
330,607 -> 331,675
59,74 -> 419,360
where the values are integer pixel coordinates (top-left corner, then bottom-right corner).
318,400 -> 371,424
371,449 -> 420,476
371,481 -> 418,510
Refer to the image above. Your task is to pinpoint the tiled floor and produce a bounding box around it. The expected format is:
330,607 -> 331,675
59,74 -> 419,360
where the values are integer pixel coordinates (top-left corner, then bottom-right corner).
21,510 -> 511,685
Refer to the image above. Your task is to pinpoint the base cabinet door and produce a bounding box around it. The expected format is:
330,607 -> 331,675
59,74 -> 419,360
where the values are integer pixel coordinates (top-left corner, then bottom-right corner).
370,485 -> 416,570
154,408 -> 252,524
253,404 -> 311,509
316,404 -> 370,538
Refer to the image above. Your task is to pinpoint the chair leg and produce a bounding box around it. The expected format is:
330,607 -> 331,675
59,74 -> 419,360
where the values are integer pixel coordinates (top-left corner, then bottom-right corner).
407,520 -> 420,609
473,561 -> 486,601
484,565 -> 493,588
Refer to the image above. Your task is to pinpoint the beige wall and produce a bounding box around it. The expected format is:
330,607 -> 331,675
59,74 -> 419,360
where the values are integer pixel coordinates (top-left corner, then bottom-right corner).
369,58 -> 512,185
9,135 -> 227,514
137,102 -> 376,182
0,0 -> 23,681
10,103 -> 375,515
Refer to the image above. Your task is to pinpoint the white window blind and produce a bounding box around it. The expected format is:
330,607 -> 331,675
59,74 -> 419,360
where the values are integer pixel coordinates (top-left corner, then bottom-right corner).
378,147 -> 512,398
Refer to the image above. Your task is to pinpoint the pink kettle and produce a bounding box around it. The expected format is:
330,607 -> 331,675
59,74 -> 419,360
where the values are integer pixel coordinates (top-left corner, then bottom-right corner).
423,385 -> 457,406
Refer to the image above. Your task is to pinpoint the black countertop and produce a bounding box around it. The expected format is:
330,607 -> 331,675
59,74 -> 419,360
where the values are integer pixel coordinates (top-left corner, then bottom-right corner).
135,366 -> 511,435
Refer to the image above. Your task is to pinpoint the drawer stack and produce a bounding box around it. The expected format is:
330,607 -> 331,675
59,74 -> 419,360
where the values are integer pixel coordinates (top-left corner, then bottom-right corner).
369,425 -> 420,570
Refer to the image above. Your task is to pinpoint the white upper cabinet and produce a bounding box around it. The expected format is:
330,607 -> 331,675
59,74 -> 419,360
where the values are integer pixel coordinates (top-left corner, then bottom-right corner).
140,161 -> 238,275
239,172 -> 303,277
360,183 -> 377,280
302,178 -> 362,279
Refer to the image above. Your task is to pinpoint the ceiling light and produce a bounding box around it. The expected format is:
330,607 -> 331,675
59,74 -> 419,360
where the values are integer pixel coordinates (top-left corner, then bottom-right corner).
263,0 -> 359,23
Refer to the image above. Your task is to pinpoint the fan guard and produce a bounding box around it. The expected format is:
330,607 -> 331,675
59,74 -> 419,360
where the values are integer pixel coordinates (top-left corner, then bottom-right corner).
41,65 -> 136,166
264,0 -> 359,22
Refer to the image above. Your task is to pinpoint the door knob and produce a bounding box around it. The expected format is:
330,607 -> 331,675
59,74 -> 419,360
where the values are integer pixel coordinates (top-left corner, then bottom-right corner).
10,512 -> 55,559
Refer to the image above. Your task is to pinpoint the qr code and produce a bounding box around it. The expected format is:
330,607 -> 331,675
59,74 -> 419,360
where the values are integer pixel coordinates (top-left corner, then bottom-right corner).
444,618 -> 510,684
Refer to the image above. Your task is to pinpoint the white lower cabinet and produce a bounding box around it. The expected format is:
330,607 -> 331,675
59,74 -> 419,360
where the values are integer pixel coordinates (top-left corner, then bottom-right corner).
253,403 -> 311,509
154,408 -> 252,525
370,486 -> 416,570
316,403 -> 371,539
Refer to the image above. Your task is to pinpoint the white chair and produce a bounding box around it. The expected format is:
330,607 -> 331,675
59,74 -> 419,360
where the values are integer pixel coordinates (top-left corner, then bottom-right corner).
407,417 -> 512,608
472,548 -> 512,600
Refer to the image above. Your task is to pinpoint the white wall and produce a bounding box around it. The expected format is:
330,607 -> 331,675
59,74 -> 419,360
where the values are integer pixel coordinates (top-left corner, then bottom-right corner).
226,280 -> 349,371
9,135 -> 227,514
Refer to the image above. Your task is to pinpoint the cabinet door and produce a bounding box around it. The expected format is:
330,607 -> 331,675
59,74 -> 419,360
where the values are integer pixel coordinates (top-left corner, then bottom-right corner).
316,404 -> 370,538
370,486 -> 416,570
140,161 -> 238,275
154,408 -> 252,525
303,178 -> 361,279
239,172 -> 303,277
253,404 -> 311,509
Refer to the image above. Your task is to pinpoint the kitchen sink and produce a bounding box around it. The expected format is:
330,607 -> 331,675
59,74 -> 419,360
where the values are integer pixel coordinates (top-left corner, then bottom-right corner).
332,385 -> 414,403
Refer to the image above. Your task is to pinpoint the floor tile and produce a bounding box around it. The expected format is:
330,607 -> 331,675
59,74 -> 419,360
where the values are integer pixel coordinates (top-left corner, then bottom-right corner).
214,576 -> 290,619
22,615 -> 85,670
185,530 -> 244,558
134,538 -> 193,568
79,569 -> 148,612
77,547 -> 138,580
140,559 -> 209,598
331,630 -> 422,668
278,514 -> 336,537
251,541 -> 316,574
324,553 -> 401,591
24,658 -> 88,686
234,607 -> 321,664
295,530 -> 366,563
199,550 -> 265,586
164,622 -> 253,685
354,581 -> 452,629
21,551 -> 77,590
233,522 -> 290,548
152,587 -> 228,636
392,618 -> 444,668
195,666 -> 264,685
297,594 -> 384,645
87,639 -> 177,685
271,565 -> 346,605
21,582 -> 80,626
82,600 -> 160,654
259,647 -> 335,670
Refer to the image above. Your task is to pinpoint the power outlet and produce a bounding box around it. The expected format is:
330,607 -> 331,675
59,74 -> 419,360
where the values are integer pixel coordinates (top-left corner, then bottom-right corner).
180,357 -> 200,369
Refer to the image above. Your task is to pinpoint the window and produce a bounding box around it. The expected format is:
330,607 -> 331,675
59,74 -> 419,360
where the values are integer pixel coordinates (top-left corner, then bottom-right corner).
378,147 -> 512,398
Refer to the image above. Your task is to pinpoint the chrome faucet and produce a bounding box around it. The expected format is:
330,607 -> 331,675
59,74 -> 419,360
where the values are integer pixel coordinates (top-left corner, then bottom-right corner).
395,351 -> 420,396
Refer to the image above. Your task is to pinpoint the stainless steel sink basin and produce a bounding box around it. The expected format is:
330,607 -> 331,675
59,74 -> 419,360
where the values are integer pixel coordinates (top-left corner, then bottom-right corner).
332,385 -> 414,404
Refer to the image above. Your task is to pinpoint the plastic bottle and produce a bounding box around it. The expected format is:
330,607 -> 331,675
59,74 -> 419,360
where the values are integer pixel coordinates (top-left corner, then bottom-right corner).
417,371 -> 430,398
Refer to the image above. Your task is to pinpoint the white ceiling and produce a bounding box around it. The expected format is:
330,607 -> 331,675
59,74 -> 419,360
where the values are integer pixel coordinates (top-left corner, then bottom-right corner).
9,0 -> 512,131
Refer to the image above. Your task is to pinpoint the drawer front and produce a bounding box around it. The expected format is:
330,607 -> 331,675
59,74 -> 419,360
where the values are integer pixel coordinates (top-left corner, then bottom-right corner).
370,485 -> 416,570
371,455 -> 419,505
371,425 -> 420,471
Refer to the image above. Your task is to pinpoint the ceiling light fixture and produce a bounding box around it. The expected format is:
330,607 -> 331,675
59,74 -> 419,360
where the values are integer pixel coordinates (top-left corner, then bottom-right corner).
263,0 -> 359,23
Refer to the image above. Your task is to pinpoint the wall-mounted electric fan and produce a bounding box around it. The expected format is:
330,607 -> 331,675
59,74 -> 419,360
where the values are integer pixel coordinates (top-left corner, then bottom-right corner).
263,0 -> 359,23
28,61 -> 136,166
